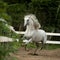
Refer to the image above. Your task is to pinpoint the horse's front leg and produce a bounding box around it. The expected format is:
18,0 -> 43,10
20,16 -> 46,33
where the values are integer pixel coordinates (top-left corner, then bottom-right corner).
24,44 -> 29,51
23,38 -> 32,51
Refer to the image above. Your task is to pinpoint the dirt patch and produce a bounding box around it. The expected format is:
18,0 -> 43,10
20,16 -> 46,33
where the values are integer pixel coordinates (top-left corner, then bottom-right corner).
11,47 -> 60,60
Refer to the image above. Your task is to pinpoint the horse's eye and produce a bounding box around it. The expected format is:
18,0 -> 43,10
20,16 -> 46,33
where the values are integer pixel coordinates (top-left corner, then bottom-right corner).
27,19 -> 29,22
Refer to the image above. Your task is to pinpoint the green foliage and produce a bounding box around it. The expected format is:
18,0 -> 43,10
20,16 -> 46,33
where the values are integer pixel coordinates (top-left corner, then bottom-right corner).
46,44 -> 60,50
5,0 -> 60,31
0,13 -> 12,24
0,1 -> 7,13
0,22 -> 10,36
7,3 -> 26,30
0,41 -> 20,60
0,1 -> 12,25
0,20 -> 21,60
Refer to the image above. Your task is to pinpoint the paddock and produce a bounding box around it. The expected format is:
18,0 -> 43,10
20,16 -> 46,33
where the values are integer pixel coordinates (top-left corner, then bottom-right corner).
0,25 -> 60,60
10,31 -> 60,60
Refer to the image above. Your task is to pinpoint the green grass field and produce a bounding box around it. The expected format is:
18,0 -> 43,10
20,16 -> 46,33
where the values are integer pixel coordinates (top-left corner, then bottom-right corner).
25,43 -> 60,50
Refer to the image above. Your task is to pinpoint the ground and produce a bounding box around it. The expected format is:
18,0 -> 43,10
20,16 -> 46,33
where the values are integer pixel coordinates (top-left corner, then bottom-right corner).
11,47 -> 60,60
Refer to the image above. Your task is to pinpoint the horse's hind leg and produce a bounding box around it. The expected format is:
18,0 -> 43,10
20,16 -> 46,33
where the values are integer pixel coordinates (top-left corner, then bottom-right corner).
33,43 -> 39,55
40,35 -> 47,50
40,41 -> 45,50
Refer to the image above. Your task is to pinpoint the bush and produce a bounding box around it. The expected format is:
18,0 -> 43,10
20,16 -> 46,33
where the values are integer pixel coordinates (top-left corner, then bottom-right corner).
0,20 -> 20,60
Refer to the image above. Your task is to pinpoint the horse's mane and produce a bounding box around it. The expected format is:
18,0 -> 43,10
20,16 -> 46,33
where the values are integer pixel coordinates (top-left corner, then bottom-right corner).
28,14 -> 41,29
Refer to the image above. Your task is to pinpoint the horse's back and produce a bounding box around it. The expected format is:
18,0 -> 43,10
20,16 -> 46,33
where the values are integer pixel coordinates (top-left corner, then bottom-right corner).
32,29 -> 47,43
33,29 -> 46,37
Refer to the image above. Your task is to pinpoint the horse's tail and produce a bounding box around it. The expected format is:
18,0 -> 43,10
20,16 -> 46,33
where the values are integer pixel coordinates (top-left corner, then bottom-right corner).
43,34 -> 47,44
40,34 -> 47,50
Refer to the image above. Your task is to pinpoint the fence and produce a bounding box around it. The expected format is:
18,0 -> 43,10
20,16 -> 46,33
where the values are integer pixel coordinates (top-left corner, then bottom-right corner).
0,25 -> 60,44
14,31 -> 60,44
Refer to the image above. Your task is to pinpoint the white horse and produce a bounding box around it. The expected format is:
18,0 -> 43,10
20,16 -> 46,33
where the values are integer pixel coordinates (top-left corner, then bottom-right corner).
23,14 -> 47,55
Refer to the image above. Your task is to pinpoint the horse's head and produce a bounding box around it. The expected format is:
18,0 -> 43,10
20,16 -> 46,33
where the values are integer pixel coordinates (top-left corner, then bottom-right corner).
24,14 -> 41,29
24,14 -> 33,27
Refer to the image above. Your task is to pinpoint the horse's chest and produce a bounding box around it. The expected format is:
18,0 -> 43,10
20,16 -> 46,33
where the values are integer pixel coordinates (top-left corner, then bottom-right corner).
25,30 -> 34,38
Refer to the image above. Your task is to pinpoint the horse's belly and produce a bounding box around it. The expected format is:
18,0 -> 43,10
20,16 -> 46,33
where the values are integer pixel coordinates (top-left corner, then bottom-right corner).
32,34 -> 43,42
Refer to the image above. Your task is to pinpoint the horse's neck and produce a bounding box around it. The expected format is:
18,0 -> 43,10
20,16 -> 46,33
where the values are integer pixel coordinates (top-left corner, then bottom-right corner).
25,25 -> 35,37
26,25 -> 35,32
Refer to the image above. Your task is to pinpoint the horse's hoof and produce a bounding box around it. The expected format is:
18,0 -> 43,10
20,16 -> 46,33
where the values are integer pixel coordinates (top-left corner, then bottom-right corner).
28,53 -> 38,56
33,53 -> 38,56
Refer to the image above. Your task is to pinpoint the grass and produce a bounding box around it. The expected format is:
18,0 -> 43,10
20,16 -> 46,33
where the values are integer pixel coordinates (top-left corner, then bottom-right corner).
5,56 -> 18,60
25,43 -> 60,50
45,44 -> 60,50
